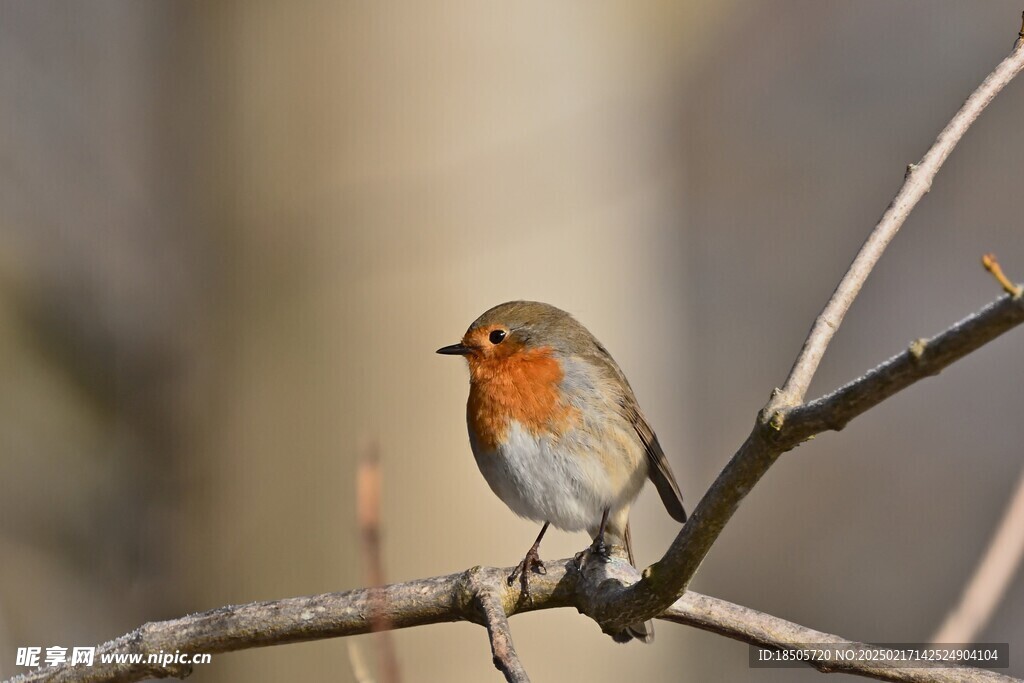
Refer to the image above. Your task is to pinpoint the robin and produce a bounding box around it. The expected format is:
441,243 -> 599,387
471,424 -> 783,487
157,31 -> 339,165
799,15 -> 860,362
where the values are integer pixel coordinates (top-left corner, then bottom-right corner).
437,301 -> 687,643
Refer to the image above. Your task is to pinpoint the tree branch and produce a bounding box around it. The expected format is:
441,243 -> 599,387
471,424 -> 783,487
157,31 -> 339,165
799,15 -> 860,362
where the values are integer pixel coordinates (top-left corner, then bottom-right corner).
595,290 -> 1024,633
788,292 -> 1024,437
5,566 -> 531,683
8,558 -> 1019,683
586,18 -> 1024,635
777,24 -> 1024,407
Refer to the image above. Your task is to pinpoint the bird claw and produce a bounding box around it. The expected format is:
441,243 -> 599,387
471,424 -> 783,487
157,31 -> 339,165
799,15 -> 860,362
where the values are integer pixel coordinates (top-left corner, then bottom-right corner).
573,549 -> 586,569
574,537 -> 612,571
592,537 -> 611,561
508,546 -> 545,603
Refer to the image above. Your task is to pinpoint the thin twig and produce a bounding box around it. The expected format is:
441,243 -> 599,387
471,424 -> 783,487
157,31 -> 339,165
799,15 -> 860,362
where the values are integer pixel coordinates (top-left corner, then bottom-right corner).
787,293 -> 1024,437
346,641 -> 375,683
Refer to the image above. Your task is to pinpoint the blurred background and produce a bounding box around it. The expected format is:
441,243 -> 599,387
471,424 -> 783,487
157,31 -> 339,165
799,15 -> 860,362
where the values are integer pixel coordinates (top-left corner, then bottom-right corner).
1,1 -> 1022,681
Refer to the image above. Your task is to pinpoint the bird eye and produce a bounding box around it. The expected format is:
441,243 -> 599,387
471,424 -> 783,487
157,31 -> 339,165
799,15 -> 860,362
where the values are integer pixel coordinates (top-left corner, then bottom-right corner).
489,329 -> 507,344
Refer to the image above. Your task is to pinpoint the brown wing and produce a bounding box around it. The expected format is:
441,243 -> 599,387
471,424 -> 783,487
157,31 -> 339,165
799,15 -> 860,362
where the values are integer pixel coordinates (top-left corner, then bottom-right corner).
584,340 -> 687,524
624,400 -> 687,523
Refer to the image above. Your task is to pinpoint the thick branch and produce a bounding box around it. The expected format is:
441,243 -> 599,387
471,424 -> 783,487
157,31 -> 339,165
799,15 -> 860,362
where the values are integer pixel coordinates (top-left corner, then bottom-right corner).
3,566 -> 547,683
7,559 -> 1017,683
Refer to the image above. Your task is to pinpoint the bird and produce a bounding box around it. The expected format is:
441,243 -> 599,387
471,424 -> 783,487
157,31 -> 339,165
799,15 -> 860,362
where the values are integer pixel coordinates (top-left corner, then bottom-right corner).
437,301 -> 687,643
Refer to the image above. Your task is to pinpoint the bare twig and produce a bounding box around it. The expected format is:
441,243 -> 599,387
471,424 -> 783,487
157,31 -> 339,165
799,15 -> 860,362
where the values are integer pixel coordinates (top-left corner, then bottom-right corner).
931,464 -> 1024,645
7,558 -> 1018,683
788,293 -> 1024,437
346,641 -> 375,683
355,443 -> 401,683
775,31 -> 1024,408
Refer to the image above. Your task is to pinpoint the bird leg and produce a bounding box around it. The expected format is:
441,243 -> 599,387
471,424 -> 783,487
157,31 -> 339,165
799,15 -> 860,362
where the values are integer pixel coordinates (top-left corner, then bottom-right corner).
575,508 -> 612,569
590,508 -> 612,560
507,522 -> 549,602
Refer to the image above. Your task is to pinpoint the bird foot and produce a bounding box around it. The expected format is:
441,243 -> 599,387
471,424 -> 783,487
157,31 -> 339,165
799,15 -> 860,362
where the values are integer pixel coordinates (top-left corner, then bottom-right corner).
574,536 -> 612,571
507,546 -> 546,603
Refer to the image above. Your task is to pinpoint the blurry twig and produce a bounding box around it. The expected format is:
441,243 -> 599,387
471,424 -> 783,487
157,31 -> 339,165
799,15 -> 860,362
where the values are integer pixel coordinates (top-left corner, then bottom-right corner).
931,464 -> 1024,644
355,442 -> 400,683
346,641 -> 374,683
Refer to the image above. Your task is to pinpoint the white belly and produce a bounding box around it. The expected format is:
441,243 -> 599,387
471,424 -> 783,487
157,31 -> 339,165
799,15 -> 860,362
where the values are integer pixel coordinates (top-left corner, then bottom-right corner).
470,420 -> 642,532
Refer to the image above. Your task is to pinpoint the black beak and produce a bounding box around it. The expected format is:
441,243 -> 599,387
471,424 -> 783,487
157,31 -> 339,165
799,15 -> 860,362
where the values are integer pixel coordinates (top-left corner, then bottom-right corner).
436,343 -> 471,356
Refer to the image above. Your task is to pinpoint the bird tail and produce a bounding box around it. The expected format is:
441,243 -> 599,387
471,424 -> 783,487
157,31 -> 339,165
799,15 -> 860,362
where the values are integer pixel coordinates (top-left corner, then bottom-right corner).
613,521 -> 654,644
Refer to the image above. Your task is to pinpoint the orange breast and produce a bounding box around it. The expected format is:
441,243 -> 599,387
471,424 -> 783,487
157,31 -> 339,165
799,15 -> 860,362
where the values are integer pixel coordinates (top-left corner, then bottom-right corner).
467,347 -> 578,451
